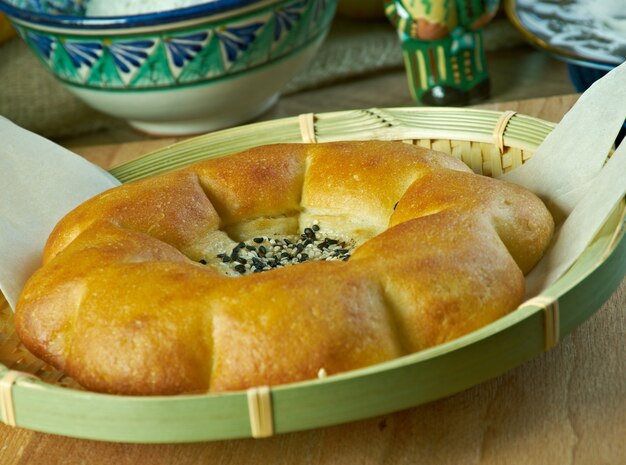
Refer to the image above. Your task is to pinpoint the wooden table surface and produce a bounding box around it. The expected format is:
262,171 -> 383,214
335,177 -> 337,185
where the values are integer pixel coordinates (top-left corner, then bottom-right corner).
1,92 -> 625,464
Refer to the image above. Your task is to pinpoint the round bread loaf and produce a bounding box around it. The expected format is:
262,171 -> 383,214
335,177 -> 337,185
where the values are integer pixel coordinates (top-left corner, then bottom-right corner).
16,141 -> 554,395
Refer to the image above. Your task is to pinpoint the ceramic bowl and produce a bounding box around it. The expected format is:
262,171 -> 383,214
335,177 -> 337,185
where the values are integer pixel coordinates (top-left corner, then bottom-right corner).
504,0 -> 624,84
0,0 -> 337,135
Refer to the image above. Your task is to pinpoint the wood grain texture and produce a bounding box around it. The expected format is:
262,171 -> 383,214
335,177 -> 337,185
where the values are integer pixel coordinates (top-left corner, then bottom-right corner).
1,94 -> 625,464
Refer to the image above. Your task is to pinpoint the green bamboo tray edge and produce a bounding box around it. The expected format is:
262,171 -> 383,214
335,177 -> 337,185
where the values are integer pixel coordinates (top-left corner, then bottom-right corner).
108,108 -> 555,182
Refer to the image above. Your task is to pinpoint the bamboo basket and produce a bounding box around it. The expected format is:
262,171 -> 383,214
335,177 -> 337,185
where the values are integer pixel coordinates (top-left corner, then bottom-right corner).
1,107 -> 624,443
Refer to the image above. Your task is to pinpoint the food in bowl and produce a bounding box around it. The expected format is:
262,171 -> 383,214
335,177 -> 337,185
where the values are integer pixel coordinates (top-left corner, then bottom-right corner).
86,0 -> 218,16
15,141 -> 554,395
0,0 -> 337,134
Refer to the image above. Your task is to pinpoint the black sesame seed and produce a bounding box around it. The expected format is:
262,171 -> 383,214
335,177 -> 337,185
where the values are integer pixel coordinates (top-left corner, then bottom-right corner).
312,224 -> 320,231
303,239 -> 313,246
284,239 -> 292,246
281,252 -> 292,259
343,255 -> 350,261
253,237 -> 264,243
235,264 -> 246,273
199,259 -> 207,265
301,253 -> 309,260
236,242 -> 245,249
236,257 -> 247,265
221,256 -> 231,263
327,239 -> 338,245
246,245 -> 256,251
252,257 -> 263,266
217,253 -> 226,259
259,245 -> 267,254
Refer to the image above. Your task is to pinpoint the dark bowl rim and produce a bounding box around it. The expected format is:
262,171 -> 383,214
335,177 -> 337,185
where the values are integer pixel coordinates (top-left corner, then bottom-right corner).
0,0 -> 274,30
553,54 -> 617,72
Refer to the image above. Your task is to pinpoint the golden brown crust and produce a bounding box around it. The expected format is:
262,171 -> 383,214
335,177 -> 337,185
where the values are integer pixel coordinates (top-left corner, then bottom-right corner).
15,141 -> 554,395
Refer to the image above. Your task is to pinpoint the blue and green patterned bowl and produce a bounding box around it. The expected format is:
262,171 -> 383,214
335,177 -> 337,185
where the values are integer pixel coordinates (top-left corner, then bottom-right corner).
0,0 -> 337,134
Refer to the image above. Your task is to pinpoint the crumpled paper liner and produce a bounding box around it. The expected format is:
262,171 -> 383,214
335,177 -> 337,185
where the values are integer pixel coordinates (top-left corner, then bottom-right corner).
501,61 -> 626,296
0,116 -> 120,309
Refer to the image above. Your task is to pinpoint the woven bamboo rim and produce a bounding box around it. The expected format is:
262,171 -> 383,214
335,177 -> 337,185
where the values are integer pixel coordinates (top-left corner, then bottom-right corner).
109,107 -> 551,182
0,107 -> 623,443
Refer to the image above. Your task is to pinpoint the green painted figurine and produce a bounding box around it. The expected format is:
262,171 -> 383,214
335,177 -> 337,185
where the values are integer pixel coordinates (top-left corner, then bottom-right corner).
385,0 -> 499,106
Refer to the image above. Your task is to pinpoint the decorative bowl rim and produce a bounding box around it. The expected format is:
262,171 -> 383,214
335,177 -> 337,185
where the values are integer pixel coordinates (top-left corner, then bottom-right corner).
0,0 -> 285,30
503,0 -> 623,70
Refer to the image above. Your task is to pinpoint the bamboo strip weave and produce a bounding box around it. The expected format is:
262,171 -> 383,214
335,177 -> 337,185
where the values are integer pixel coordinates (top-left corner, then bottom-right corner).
299,113 -> 317,143
247,386 -> 274,438
0,370 -> 36,427
493,111 -> 517,154
524,295 -> 560,350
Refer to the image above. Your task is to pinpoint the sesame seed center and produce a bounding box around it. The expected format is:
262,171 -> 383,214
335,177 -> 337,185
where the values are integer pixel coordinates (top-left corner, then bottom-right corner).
199,224 -> 353,275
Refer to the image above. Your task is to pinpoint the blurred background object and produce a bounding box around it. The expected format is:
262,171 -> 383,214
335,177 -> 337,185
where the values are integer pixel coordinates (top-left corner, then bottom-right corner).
0,12 -> 15,44
0,0 -> 337,135
504,0 -> 625,92
337,0 -> 385,20
384,0 -> 499,106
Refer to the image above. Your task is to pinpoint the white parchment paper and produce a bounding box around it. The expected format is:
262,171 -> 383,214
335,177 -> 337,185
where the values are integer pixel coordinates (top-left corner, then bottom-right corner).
500,61 -> 626,297
501,60 -> 626,222
523,142 -> 626,296
0,117 -> 121,310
